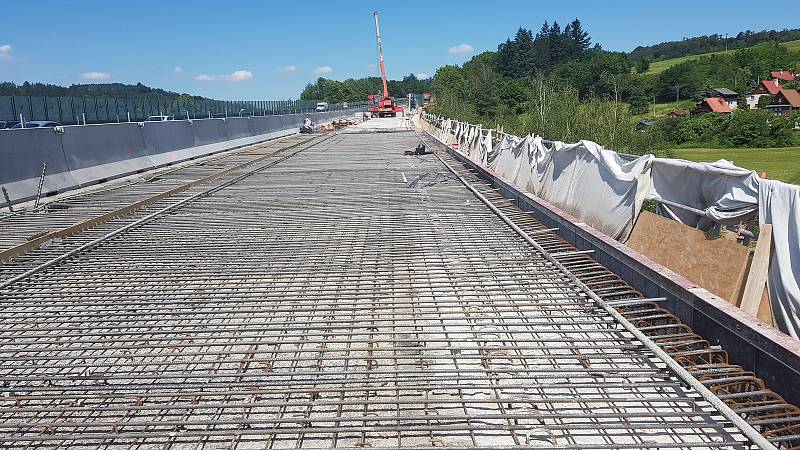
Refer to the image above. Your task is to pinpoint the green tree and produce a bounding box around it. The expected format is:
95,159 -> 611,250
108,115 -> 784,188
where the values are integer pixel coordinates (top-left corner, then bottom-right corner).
757,95 -> 773,109
565,18 -> 591,57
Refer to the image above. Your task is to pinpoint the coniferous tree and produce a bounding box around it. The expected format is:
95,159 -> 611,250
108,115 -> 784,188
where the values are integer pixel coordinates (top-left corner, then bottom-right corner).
533,21 -> 553,71
567,19 -> 591,54
514,28 -> 536,76
547,22 -> 570,67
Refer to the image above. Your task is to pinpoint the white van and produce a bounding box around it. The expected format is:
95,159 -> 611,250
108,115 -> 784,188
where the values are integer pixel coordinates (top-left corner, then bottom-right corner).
316,102 -> 328,112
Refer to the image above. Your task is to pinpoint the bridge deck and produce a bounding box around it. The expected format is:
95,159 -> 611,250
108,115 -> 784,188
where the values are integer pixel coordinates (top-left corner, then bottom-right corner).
0,128 -> 750,448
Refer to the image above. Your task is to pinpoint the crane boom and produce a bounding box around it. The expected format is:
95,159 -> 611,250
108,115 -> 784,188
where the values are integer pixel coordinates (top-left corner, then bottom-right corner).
373,11 -> 389,98
369,11 -> 402,117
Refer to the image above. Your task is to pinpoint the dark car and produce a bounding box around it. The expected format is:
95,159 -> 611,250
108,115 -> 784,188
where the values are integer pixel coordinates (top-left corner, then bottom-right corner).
0,120 -> 20,129
11,120 -> 62,129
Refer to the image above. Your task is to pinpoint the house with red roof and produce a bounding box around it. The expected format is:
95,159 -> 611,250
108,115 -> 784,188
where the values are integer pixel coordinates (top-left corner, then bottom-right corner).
691,97 -> 732,115
771,70 -> 796,82
746,79 -> 782,109
766,89 -> 800,116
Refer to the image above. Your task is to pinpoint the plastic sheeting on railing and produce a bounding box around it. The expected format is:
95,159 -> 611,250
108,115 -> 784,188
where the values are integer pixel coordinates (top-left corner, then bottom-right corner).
486,134 -> 654,241
421,112 -> 800,340
649,158 -> 760,228
759,179 -> 800,338
422,114 -> 652,240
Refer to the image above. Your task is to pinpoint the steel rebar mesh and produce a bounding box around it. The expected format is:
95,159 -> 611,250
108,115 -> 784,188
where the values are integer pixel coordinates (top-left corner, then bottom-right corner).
0,131 -> 748,449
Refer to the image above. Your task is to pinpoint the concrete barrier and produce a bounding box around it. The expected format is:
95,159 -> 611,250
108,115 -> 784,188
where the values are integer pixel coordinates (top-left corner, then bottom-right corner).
266,116 -> 282,133
1,108 -> 365,206
62,123 -> 151,186
223,117 -> 252,140
191,118 -> 228,147
143,120 -> 195,156
62,123 -> 147,171
0,127 -> 76,203
249,117 -> 271,135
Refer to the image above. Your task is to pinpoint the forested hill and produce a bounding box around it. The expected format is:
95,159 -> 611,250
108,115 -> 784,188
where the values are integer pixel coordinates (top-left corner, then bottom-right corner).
629,28 -> 800,62
0,81 -> 209,100
300,74 -> 432,103
428,18 -> 800,156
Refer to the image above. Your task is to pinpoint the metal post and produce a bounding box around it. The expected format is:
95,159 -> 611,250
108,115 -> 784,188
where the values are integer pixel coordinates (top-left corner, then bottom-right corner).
82,113 -> 86,126
1,187 -> 13,213
34,162 -> 47,209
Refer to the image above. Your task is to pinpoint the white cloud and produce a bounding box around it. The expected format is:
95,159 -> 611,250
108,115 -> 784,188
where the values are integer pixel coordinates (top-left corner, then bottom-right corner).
448,44 -> 474,54
173,66 -> 184,74
415,73 -> 430,80
195,69 -> 253,82
81,71 -> 111,80
0,44 -> 14,61
312,66 -> 334,75
367,63 -> 377,69
275,65 -> 297,74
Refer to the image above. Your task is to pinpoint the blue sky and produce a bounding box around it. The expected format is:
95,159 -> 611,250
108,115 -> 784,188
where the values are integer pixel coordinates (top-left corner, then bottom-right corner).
1,0 -> 799,100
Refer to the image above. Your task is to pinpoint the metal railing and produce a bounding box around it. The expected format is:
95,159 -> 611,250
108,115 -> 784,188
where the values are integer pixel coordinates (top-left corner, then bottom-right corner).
0,96 -> 368,125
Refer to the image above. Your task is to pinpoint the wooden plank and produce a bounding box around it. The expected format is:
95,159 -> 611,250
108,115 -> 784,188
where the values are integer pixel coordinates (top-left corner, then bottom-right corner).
757,285 -> 773,325
626,211 -> 751,304
740,224 -> 772,317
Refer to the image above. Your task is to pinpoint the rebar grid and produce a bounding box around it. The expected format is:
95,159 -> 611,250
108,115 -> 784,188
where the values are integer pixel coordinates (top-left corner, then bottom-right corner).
0,134 -> 315,253
417,130 -> 800,449
0,130 -> 752,449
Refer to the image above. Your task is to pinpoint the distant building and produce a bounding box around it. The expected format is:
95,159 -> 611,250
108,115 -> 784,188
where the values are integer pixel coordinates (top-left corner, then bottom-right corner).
766,89 -> 800,115
706,88 -> 739,110
746,79 -> 782,109
666,109 -> 689,118
771,70 -> 797,82
692,97 -> 732,115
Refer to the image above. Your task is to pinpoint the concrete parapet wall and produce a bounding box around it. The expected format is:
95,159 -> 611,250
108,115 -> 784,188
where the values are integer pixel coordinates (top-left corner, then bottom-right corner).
0,108 -> 366,205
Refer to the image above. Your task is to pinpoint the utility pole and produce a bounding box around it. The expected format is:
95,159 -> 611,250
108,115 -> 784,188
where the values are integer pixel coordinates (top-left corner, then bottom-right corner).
652,95 -> 656,119
725,33 -> 728,54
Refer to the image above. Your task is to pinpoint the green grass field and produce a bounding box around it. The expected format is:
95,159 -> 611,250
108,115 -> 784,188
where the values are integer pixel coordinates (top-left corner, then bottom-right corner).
672,147 -> 800,185
645,39 -> 800,74
631,100 -> 696,122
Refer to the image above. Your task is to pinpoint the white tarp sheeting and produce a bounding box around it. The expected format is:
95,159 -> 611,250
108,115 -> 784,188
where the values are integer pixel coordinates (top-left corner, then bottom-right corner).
649,158 -> 760,228
759,180 -> 800,339
424,113 -> 800,339
487,135 -> 653,240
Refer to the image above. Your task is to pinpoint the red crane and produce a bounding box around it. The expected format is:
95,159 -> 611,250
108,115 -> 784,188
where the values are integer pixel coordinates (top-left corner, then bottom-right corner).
370,11 -> 403,118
